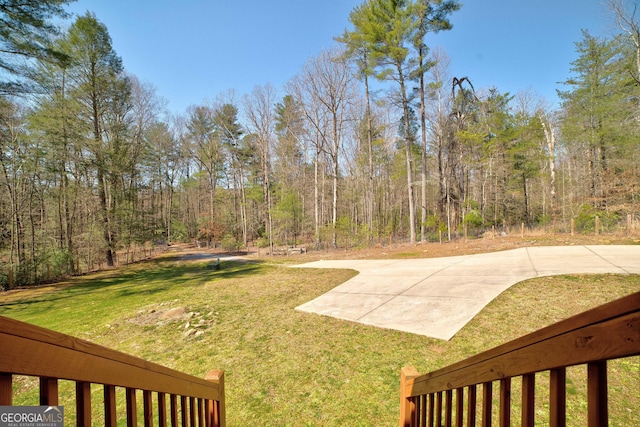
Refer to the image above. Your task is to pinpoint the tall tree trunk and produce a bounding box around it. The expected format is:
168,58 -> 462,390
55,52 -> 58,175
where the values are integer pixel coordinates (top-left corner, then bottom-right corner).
540,115 -> 557,222
331,110 -> 339,248
314,145 -> 321,248
418,46 -> 428,243
364,66 -> 374,245
397,65 -> 416,244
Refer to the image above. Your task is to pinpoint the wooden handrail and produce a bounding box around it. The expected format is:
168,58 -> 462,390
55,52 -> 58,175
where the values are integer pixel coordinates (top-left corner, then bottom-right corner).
400,292 -> 640,426
0,315 -> 225,426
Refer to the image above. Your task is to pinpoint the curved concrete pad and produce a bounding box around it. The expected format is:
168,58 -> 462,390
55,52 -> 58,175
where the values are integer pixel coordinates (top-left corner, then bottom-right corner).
294,245 -> 640,340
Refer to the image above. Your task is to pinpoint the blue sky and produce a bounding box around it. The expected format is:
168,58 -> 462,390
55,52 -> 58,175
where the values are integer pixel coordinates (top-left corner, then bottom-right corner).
66,1 -> 612,114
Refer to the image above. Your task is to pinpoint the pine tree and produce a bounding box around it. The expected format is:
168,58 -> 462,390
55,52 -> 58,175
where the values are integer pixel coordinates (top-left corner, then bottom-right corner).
0,0 -> 74,95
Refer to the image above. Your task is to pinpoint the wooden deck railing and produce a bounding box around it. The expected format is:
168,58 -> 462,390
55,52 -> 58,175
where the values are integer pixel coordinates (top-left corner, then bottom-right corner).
0,315 -> 225,426
399,292 -> 640,427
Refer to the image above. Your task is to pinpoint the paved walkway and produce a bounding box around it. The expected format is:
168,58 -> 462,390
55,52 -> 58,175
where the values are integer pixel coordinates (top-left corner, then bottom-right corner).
294,245 -> 640,340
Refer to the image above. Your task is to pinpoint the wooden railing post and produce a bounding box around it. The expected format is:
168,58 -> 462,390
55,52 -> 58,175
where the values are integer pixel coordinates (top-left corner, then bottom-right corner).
456,388 -> 464,427
0,373 -> 12,405
499,378 -> 511,427
467,385 -> 476,427
143,390 -> 153,427
104,385 -> 117,427
445,389 -> 453,426
521,374 -> 535,427
181,395 -> 188,427
587,361 -> 608,426
428,393 -> 435,427
158,392 -> 167,427
39,377 -> 58,405
549,368 -> 566,427
189,396 -> 197,426
482,381 -> 492,427
206,369 -> 226,427
400,366 -> 419,427
170,394 -> 179,427
76,381 -> 92,427
436,391 -> 443,427
126,388 -> 137,427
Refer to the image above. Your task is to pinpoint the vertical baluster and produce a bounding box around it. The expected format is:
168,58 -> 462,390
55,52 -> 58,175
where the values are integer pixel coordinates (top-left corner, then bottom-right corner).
205,400 -> 213,427
587,361 -> 608,427
126,388 -> 137,427
212,400 -> 220,427
436,391 -> 443,427
456,388 -> 464,427
521,374 -> 535,427
158,392 -> 167,427
428,393 -> 435,427
500,378 -> 511,427
170,394 -> 178,427
0,373 -> 12,405
143,390 -> 153,427
445,389 -> 453,427
414,396 -> 421,427
104,385 -> 117,427
467,385 -> 477,427
39,377 -> 58,405
482,381 -> 492,427
181,395 -> 188,427
198,398 -> 205,427
76,382 -> 91,427
550,368 -> 566,427
421,395 -> 427,426
189,397 -> 196,426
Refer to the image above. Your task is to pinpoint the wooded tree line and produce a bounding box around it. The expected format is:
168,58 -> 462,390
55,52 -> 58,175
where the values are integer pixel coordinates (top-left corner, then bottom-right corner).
1,0 -> 639,287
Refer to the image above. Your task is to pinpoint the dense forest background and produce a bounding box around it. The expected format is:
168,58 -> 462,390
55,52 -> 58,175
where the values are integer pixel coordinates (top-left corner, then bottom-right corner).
1,0 -> 639,287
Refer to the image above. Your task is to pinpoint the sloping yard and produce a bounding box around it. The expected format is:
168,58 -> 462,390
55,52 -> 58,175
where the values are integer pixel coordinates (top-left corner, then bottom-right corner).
1,240 -> 638,425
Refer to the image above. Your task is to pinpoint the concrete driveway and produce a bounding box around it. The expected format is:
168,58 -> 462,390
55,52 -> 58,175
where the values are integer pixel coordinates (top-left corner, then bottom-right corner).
294,245 -> 640,340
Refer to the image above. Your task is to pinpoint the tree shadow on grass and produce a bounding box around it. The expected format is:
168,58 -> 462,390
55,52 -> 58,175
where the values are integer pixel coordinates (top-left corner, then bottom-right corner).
0,257 -> 268,310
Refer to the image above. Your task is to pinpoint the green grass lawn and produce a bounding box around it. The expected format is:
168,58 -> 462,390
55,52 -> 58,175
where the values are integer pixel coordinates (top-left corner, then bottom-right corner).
1,254 -> 638,426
